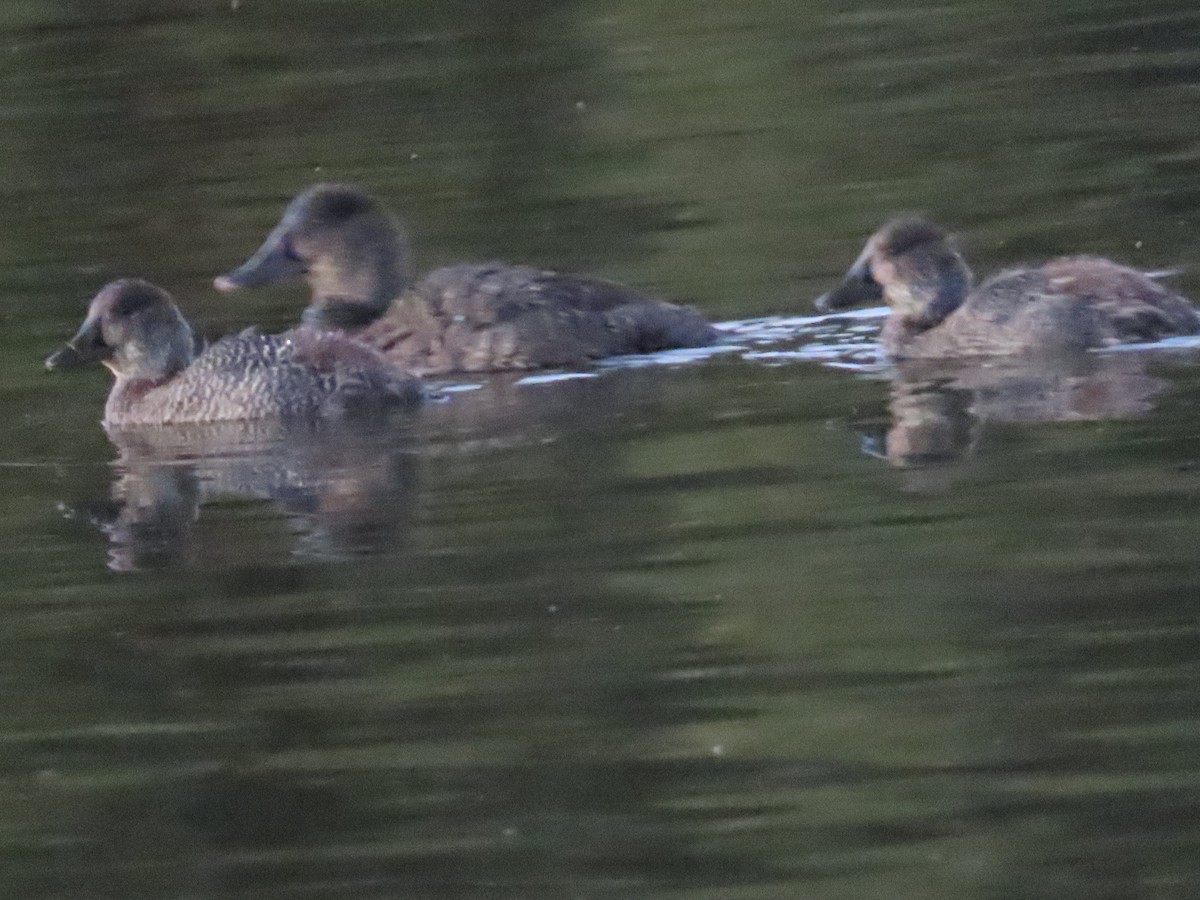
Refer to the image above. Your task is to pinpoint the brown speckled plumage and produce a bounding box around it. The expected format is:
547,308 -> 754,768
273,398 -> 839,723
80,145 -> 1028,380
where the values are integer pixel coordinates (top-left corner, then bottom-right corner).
357,262 -> 718,374
214,184 -> 717,375
816,218 -> 1200,358
46,279 -> 422,427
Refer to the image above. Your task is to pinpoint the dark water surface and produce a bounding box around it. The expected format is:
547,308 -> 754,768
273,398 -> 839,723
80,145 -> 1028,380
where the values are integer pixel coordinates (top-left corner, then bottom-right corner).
4,1 -> 1200,897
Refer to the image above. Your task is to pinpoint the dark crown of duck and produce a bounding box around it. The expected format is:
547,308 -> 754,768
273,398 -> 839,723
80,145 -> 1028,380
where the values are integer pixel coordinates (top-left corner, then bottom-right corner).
214,183 -> 410,329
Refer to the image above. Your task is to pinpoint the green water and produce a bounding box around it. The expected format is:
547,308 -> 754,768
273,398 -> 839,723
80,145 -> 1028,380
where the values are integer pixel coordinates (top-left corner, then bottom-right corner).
3,1 -> 1200,897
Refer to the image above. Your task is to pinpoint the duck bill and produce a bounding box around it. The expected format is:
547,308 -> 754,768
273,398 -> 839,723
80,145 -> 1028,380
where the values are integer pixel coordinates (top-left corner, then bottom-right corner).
213,223 -> 304,292
814,247 -> 883,313
45,317 -> 111,370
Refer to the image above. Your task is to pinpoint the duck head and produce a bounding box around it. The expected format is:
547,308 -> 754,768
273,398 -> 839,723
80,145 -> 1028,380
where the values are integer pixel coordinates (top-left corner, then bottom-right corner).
815,219 -> 973,330
46,279 -> 196,383
213,183 -> 410,329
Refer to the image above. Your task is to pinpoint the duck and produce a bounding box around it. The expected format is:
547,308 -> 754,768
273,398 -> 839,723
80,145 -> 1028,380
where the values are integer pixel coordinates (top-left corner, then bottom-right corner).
815,218 -> 1200,358
213,183 -> 718,375
46,279 -> 422,427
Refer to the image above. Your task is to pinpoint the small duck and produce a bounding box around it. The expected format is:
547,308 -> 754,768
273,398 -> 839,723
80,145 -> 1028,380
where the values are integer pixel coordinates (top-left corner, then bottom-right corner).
46,279 -> 422,427
815,218 -> 1200,357
213,183 -> 718,375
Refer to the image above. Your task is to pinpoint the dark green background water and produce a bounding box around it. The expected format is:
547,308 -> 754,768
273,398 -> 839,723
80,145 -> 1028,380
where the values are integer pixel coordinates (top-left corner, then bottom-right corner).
4,1 -> 1200,897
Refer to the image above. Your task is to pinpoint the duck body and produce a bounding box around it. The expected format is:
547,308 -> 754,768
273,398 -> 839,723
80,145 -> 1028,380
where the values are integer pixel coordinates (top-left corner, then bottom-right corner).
102,327 -> 422,426
356,262 -> 719,375
816,219 -> 1200,358
46,280 -> 422,427
215,184 -> 717,375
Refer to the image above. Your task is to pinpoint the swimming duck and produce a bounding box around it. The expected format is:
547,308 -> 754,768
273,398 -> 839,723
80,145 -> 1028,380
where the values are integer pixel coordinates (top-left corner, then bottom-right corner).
213,183 -> 718,375
815,218 -> 1200,357
46,279 -> 422,426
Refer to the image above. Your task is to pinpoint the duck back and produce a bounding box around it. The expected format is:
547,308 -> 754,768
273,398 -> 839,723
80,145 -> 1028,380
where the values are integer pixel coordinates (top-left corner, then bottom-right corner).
887,258 -> 1200,358
356,263 -> 717,375
1039,256 -> 1200,341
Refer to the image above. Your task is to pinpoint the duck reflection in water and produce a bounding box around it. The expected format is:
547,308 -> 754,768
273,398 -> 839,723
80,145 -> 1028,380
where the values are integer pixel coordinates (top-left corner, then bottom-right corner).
813,218 -> 1196,474
62,366 -> 674,571
65,419 -> 421,572
854,352 -> 1172,475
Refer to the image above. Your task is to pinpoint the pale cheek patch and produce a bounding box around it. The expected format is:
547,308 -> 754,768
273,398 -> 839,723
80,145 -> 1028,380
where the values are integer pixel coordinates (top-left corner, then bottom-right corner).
873,258 -> 896,285
887,284 -> 921,317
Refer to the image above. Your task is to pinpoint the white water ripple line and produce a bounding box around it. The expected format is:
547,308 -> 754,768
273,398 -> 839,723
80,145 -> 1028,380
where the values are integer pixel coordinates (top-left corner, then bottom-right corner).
515,371 -> 601,385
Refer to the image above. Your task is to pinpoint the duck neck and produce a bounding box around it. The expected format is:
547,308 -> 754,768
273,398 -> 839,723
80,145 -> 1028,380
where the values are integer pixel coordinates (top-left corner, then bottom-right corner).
906,259 -> 973,332
301,299 -> 387,331
306,222 -> 410,330
102,320 -> 198,424
104,374 -> 171,426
